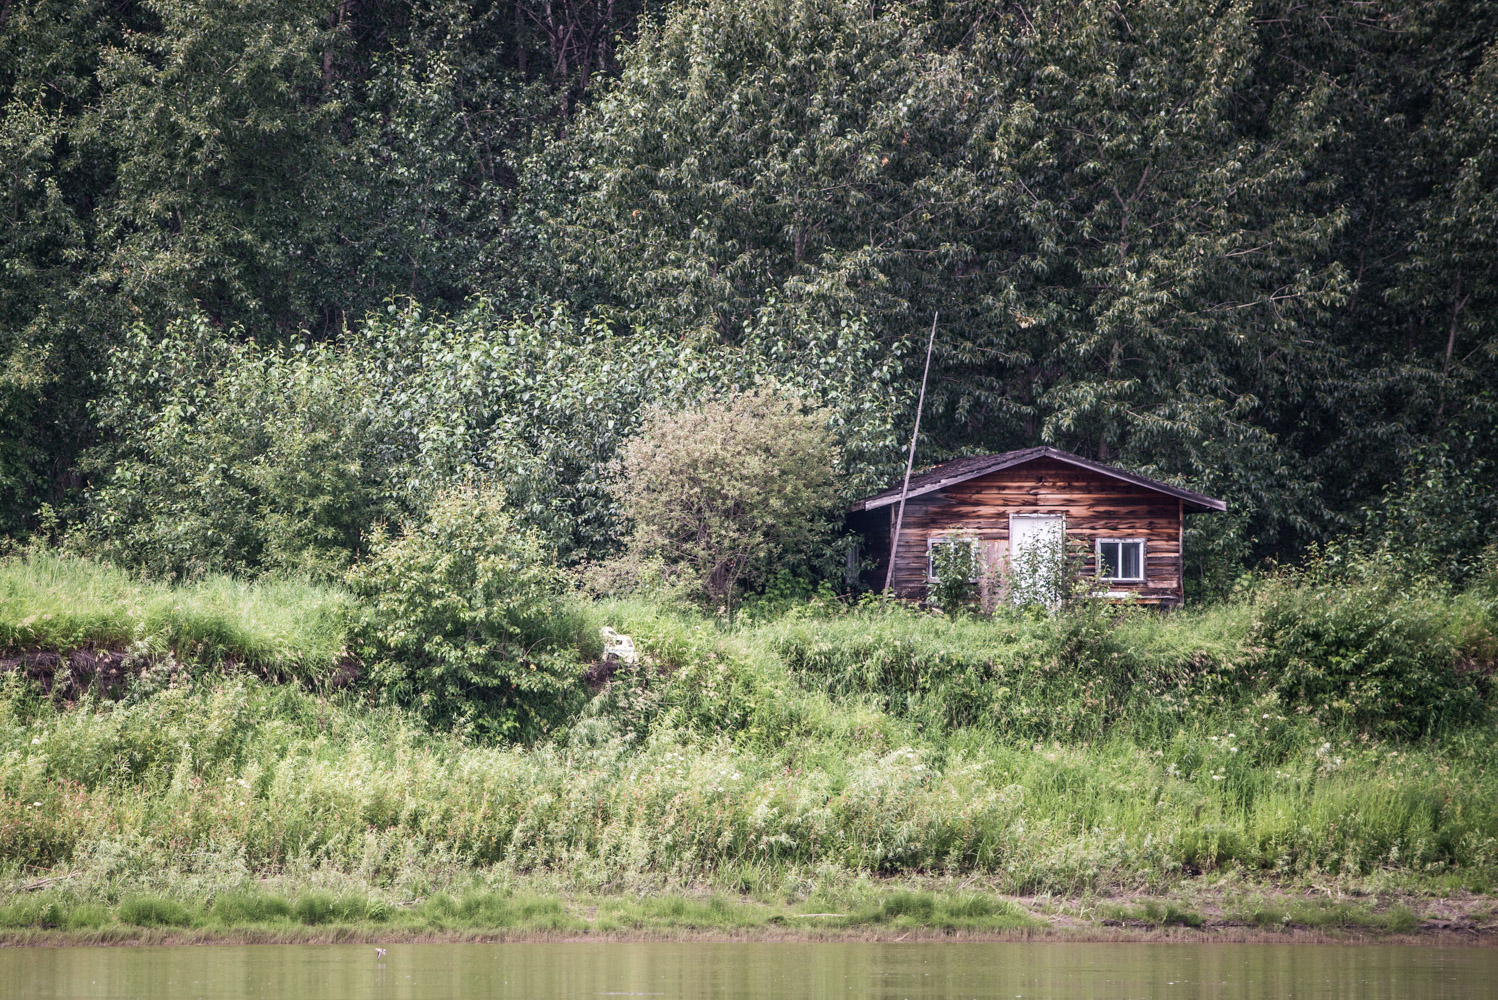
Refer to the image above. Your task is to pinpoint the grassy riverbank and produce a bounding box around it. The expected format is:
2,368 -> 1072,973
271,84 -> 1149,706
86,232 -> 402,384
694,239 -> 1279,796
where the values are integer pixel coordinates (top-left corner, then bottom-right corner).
1,553 -> 1495,942
0,883 -> 1491,947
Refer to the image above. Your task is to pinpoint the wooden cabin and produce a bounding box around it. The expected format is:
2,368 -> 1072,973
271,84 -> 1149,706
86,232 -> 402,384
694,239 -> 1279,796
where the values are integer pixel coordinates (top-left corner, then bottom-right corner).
846,447 -> 1227,606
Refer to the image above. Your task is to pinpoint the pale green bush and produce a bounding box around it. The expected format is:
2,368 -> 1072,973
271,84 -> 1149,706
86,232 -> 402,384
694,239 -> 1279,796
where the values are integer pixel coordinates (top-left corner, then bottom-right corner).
616,388 -> 841,613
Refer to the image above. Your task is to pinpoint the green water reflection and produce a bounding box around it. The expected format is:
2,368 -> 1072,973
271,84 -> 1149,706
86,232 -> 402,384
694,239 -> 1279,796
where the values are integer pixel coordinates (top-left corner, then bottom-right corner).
3,941 -> 1493,999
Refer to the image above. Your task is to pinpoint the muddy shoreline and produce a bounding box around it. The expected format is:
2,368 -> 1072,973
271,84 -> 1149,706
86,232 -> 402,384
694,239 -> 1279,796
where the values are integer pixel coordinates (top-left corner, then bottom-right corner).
3,898 -> 1492,948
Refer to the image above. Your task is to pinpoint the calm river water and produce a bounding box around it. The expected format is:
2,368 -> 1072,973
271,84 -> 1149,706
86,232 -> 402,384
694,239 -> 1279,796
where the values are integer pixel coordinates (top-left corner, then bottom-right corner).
2,941 -> 1494,999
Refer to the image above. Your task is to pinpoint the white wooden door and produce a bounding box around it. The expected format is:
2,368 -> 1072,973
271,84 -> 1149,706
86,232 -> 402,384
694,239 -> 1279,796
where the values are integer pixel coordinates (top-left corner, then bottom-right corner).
1008,514 -> 1065,607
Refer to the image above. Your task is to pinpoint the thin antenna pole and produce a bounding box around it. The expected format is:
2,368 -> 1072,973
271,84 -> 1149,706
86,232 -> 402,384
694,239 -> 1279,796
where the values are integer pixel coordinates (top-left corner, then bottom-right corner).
884,312 -> 938,593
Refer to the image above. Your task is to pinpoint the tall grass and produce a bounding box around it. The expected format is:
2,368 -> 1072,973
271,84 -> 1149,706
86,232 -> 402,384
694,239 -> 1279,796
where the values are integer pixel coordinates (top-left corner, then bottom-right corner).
0,553 -> 1494,911
0,671 -> 1493,898
0,553 -> 351,682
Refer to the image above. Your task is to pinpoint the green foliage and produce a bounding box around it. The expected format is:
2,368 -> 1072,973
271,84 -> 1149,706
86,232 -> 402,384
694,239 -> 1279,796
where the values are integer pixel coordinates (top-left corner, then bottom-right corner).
84,316 -> 393,579
1,0 -> 1496,589
764,600 -> 1238,738
117,895 -> 193,928
354,301 -> 906,561
0,660 -> 1494,894
1249,571 -> 1495,737
0,0 -> 648,534
735,571 -> 839,623
0,551 -> 352,683
344,483 -> 586,741
290,892 -> 373,925
616,389 -> 842,609
211,891 -> 292,924
0,563 -> 1494,900
1234,898 -> 1419,933
1103,900 -> 1204,928
1338,444 -> 1498,588
521,0 -> 1358,557
79,301 -> 908,577
926,538 -> 979,613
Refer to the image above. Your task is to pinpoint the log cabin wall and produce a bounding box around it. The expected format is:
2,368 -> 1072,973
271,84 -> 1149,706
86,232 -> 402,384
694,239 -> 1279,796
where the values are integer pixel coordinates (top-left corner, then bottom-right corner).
881,457 -> 1185,603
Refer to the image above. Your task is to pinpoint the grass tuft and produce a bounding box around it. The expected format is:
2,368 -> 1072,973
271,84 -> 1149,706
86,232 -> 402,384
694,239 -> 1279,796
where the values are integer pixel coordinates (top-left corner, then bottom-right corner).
118,896 -> 193,927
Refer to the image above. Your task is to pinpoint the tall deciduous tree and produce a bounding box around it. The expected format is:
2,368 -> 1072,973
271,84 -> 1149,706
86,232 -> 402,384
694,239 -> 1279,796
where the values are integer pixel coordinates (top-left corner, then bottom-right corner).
517,0 -> 1355,565
0,0 -> 651,534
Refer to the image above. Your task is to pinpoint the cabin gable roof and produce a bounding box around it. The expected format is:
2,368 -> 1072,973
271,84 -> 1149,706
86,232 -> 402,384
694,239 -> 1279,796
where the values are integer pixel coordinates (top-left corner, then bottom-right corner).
848,446 -> 1228,514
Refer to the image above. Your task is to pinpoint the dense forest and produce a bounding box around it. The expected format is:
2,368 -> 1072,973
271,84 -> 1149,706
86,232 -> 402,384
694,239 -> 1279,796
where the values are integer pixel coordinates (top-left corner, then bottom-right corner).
3,0 -> 1497,587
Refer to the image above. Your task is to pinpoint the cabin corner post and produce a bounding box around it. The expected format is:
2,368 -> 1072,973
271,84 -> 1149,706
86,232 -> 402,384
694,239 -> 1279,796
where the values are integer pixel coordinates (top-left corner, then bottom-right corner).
1177,499 -> 1184,607
887,505 -> 898,594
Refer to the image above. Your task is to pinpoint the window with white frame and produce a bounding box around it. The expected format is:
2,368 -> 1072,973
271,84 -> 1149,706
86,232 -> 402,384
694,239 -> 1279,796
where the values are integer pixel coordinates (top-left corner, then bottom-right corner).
1095,538 -> 1145,582
927,536 -> 980,582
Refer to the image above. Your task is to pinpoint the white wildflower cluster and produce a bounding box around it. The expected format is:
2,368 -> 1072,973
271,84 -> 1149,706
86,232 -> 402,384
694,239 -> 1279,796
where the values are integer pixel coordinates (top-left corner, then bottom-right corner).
1315,742 -> 1345,772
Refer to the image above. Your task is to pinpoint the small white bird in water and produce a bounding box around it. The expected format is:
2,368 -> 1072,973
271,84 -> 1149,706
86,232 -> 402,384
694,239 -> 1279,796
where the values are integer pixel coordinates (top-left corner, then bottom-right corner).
375,947 -> 386,959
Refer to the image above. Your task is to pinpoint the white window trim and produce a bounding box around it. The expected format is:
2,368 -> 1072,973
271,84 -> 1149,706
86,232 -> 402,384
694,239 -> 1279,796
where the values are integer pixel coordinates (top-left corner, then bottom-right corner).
1094,537 -> 1147,583
926,535 -> 980,583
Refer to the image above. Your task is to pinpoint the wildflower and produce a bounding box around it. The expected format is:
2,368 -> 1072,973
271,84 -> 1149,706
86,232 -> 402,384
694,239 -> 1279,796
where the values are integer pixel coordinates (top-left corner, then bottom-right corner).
30,737 -> 40,745
1229,747 -> 1239,754
1212,775 -> 1224,781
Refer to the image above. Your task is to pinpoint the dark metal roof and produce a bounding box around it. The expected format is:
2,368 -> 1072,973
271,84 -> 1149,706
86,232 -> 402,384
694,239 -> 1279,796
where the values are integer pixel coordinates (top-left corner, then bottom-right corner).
849,446 -> 1228,513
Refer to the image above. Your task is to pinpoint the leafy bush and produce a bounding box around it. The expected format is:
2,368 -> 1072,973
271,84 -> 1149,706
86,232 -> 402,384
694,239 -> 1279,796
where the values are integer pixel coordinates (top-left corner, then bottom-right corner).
84,316 -> 395,579
616,388 -> 841,613
345,482 -> 587,741
1250,572 -> 1494,736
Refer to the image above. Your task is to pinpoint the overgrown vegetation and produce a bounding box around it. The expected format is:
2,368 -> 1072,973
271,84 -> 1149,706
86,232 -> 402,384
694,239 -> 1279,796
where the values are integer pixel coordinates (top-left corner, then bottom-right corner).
4,0 -> 1498,584
0,549 -> 1493,934
76,306 -> 904,574
614,389 -> 842,611
4,0 -> 1498,942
